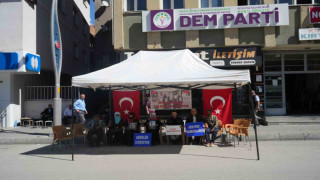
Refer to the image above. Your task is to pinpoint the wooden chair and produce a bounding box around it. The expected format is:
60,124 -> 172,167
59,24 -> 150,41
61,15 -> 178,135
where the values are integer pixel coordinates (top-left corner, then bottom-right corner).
72,124 -> 86,144
52,126 -> 72,150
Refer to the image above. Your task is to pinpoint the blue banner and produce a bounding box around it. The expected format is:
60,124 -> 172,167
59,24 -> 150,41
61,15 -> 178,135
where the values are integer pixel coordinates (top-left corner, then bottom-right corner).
133,133 -> 152,147
185,122 -> 205,137
0,52 -> 18,70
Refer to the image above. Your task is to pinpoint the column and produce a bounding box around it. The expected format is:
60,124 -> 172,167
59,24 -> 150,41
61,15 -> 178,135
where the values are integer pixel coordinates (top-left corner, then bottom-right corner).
147,0 -> 161,49
185,0 -> 199,48
263,0 -> 276,47
224,0 -> 239,46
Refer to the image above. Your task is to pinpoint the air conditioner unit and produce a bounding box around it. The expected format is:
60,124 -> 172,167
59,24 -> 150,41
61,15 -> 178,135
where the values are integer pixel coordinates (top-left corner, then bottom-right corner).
101,0 -> 110,7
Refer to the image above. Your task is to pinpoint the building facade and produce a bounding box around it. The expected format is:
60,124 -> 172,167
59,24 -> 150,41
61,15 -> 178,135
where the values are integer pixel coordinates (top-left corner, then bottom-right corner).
110,0 -> 320,116
0,0 -> 92,127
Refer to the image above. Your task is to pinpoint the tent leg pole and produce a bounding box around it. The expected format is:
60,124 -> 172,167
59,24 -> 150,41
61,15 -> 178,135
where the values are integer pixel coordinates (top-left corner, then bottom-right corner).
71,86 -> 75,161
109,86 -> 112,122
248,83 -> 260,160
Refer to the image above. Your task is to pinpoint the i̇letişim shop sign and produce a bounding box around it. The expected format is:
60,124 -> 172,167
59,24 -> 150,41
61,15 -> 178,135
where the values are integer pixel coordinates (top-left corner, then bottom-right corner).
142,4 -> 289,32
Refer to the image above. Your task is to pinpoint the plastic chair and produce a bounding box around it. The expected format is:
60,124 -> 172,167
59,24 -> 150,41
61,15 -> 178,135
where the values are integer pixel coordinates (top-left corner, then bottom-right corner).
52,126 -> 72,150
45,120 -> 53,128
228,124 -> 239,148
238,120 -> 251,147
217,120 -> 224,145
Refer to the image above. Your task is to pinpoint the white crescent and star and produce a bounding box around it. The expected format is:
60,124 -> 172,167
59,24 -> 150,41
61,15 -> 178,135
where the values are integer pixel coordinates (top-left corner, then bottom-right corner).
119,97 -> 134,115
210,96 -> 225,115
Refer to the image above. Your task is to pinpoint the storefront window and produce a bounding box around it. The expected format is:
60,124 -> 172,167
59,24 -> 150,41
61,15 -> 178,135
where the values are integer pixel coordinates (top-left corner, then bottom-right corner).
264,54 -> 282,72
163,0 -> 184,9
315,0 -> 320,4
265,76 -> 283,108
249,0 -> 262,5
238,0 -> 261,5
284,54 -> 304,71
307,54 -> 320,71
296,0 -> 312,4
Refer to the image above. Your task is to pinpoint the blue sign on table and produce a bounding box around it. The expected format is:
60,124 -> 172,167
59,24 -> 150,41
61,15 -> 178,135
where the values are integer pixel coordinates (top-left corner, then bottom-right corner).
133,133 -> 152,147
185,122 -> 205,137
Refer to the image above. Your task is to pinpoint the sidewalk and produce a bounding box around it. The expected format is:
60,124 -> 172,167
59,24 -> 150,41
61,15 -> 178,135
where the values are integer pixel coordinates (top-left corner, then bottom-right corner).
1,123 -> 320,144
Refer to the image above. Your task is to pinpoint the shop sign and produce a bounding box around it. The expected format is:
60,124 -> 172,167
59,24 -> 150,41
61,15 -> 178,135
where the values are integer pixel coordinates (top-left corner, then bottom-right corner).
309,6 -> 320,24
26,53 -> 41,72
299,28 -> 320,40
166,125 -> 182,135
142,4 -> 289,32
133,133 -> 152,147
185,122 -> 205,137
192,46 -> 262,67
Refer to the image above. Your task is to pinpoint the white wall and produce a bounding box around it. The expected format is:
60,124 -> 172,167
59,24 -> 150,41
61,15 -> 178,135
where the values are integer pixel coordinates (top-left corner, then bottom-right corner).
24,100 -> 72,119
0,0 -> 23,52
22,0 -> 37,53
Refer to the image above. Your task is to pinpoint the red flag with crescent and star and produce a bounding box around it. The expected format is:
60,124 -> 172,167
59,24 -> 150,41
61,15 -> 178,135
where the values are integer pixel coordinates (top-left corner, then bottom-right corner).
202,89 -> 232,125
113,91 -> 140,122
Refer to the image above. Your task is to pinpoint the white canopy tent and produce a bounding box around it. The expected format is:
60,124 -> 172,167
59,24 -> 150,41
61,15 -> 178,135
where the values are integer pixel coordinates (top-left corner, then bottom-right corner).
72,49 -> 251,90
71,49 -> 259,160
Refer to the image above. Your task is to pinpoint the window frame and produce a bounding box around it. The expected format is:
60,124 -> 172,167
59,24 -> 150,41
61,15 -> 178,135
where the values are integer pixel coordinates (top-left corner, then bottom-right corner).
160,0 -> 185,9
124,0 -> 147,12
199,0 -> 224,8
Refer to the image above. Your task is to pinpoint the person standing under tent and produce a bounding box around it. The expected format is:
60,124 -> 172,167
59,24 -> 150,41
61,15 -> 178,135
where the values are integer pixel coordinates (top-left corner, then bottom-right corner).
74,94 -> 88,125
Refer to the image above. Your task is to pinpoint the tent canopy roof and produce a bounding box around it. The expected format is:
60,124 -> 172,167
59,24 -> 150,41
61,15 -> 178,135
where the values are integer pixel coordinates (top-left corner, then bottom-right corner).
72,49 -> 251,90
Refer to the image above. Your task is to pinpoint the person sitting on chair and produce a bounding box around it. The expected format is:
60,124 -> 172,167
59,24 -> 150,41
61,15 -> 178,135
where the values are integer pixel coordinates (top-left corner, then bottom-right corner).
204,109 -> 219,147
186,108 -> 204,145
63,104 -> 73,125
87,114 -> 105,147
107,112 -> 124,145
41,104 -> 53,124
147,116 -> 160,146
125,112 -> 139,146
167,111 -> 183,144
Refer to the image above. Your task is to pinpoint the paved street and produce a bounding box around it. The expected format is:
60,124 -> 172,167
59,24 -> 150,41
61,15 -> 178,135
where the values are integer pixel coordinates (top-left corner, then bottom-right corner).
0,141 -> 319,180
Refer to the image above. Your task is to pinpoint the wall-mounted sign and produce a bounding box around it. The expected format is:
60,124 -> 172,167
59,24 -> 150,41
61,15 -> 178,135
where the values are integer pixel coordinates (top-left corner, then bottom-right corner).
0,52 -> 18,70
309,6 -> 320,24
142,4 -> 289,32
299,28 -> 320,40
192,46 -> 262,67
25,53 -> 41,72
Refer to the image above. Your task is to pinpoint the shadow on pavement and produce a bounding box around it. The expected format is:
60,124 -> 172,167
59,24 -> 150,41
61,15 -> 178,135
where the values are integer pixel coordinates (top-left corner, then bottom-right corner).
0,129 -> 50,136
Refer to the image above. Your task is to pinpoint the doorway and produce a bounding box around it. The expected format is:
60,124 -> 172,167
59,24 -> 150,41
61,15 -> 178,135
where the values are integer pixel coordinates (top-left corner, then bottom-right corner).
285,74 -> 320,114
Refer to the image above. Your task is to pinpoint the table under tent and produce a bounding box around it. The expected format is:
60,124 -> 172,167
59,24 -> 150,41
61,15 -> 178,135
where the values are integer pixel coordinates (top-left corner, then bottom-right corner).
71,49 -> 259,160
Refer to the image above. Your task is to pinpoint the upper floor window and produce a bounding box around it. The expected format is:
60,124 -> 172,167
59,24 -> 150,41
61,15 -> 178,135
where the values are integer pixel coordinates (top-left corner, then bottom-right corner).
274,0 -> 319,4
162,0 -> 184,9
125,0 -> 147,11
238,0 -> 262,5
201,0 -> 223,7
73,6 -> 80,28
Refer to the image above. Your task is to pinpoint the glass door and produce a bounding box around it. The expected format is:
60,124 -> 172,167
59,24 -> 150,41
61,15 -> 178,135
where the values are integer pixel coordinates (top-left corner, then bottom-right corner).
264,75 -> 286,115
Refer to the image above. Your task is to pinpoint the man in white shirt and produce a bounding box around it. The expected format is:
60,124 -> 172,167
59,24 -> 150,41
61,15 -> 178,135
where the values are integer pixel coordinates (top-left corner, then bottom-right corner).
63,104 -> 73,125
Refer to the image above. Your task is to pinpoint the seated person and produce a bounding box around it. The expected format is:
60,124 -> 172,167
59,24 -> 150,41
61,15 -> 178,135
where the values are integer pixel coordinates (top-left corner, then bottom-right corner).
147,116 -> 160,146
204,109 -> 220,147
125,112 -> 139,146
166,111 -> 183,144
186,108 -> 204,145
101,107 -> 112,128
41,104 -> 53,123
87,114 -> 105,147
63,104 -> 73,125
107,112 -> 124,145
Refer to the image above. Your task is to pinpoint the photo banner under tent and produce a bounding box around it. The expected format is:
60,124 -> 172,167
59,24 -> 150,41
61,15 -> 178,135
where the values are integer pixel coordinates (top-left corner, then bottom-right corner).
150,89 -> 192,110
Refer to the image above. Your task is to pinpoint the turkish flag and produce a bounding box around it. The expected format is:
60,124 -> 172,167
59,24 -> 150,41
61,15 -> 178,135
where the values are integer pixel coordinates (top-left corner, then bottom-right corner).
202,89 -> 232,125
113,91 -> 140,122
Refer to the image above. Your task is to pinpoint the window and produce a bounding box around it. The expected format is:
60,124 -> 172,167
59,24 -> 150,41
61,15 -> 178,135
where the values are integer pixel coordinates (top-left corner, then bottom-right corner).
73,7 -> 80,28
83,50 -> 89,64
307,54 -> 320,71
201,0 -> 223,7
265,75 -> 283,108
264,54 -> 282,72
162,0 -> 184,9
73,43 -> 79,60
274,0 -> 319,4
125,0 -> 147,11
82,18 -> 88,36
284,54 -> 304,71
238,0 -> 262,5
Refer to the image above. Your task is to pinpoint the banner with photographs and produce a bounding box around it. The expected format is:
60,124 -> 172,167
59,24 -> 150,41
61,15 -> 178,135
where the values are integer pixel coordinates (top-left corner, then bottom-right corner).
150,89 -> 192,110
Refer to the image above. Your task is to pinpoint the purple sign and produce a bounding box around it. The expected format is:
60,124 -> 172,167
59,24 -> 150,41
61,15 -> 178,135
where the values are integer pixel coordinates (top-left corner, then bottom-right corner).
150,10 -> 174,31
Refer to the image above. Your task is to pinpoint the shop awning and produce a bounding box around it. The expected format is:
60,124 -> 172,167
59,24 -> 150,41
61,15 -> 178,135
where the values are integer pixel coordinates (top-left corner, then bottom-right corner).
72,49 -> 251,90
